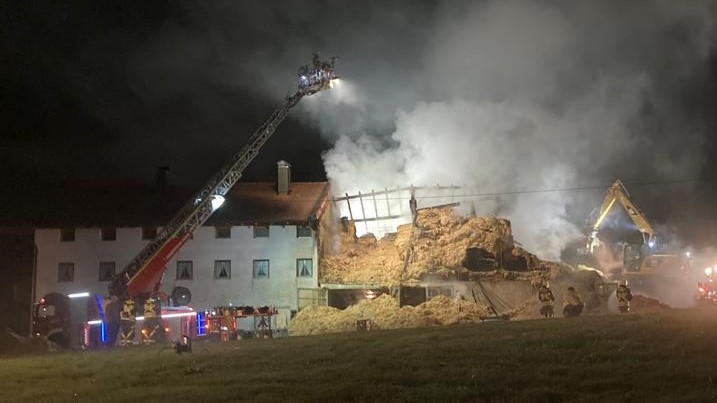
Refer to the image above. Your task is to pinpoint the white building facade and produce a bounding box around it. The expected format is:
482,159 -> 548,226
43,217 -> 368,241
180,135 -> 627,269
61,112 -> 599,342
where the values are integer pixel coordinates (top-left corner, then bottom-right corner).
33,179 -> 331,330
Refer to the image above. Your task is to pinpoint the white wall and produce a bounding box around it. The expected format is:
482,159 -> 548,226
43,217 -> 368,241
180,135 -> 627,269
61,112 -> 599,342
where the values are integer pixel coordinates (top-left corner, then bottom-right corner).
35,227 -> 148,300
34,225 -> 319,318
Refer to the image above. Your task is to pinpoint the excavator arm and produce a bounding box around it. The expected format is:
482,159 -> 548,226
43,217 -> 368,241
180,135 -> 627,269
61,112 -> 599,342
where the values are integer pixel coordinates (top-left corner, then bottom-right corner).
588,179 -> 656,253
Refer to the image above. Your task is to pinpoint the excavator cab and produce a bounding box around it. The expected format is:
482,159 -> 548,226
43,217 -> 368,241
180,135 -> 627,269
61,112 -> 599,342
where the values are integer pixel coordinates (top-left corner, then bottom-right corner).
622,243 -> 645,273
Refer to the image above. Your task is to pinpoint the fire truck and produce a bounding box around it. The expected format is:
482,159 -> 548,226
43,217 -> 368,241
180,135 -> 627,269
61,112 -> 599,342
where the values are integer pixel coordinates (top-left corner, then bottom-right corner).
197,305 -> 279,342
33,54 -> 339,348
697,267 -> 717,304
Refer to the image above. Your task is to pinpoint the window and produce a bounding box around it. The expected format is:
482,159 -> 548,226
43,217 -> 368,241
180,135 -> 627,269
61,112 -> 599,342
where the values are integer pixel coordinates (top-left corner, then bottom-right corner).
60,227 -> 75,242
215,226 -> 231,239
297,225 -> 312,237
214,260 -> 231,279
101,227 -> 116,241
253,259 -> 269,278
57,263 -> 74,282
142,226 -> 157,240
177,261 -> 193,280
297,258 -> 313,277
98,261 -> 115,281
253,225 -> 269,238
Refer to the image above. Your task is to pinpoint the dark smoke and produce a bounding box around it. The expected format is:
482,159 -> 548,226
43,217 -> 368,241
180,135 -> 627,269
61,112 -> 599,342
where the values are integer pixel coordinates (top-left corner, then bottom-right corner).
4,1 -> 717,259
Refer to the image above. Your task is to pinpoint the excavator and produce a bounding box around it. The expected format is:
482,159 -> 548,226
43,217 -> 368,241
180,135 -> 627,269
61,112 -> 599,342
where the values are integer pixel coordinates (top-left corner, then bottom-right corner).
586,179 -> 658,276
584,179 -> 694,305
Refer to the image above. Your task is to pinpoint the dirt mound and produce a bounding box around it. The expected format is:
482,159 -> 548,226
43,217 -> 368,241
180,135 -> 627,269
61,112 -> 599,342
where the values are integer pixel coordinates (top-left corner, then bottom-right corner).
289,294 -> 493,336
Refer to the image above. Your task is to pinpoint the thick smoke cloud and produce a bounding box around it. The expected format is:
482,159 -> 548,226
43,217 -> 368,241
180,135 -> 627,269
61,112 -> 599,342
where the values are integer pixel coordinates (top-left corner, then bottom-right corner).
297,1 -> 716,259
116,0 -> 435,183
6,1 -> 715,259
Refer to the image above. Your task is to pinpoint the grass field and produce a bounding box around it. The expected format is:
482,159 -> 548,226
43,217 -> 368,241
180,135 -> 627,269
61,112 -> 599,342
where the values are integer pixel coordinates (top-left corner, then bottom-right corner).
2,307 -> 717,403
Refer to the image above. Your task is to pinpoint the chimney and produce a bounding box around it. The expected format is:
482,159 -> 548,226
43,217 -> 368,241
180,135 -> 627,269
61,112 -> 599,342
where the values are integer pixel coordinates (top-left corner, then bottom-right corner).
277,160 -> 291,195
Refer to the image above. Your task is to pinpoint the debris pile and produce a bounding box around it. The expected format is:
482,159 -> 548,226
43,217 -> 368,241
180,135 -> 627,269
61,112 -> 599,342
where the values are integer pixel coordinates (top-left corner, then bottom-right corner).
396,209 -> 513,275
321,208 -> 543,285
289,294 -> 493,336
311,206 -> 665,333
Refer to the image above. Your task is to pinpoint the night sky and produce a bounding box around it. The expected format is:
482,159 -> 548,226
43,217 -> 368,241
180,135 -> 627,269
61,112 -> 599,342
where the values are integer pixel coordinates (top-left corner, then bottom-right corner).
2,1 -> 337,186
3,1 -> 717,254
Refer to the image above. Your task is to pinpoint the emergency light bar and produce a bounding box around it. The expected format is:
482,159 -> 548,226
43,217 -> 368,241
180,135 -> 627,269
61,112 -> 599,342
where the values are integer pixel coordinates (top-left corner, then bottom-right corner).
86,310 -> 196,325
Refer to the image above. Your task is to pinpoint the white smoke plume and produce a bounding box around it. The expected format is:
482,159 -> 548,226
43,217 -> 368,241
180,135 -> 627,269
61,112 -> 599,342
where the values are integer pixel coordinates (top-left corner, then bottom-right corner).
119,0 -> 715,259
297,1 -> 715,260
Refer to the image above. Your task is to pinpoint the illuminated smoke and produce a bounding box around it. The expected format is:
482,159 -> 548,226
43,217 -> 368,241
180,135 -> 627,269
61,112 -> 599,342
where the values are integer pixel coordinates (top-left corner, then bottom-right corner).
125,1 -> 715,260
299,1 -> 715,260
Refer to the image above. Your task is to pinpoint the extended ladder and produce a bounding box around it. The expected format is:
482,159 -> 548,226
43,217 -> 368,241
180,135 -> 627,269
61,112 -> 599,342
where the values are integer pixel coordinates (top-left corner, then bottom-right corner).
109,57 -> 337,298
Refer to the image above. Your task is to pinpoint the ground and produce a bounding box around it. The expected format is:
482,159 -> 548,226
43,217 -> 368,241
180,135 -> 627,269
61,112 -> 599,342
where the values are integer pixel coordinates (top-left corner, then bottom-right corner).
2,307 -> 717,403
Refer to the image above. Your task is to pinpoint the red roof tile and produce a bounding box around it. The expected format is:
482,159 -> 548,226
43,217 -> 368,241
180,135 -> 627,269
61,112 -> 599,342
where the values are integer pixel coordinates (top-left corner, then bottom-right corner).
209,182 -> 330,226
0,182 -> 329,228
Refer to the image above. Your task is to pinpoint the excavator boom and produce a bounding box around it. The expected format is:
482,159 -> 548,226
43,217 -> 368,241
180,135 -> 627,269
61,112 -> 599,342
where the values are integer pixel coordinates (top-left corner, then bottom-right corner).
592,180 -> 655,235
589,179 -> 656,252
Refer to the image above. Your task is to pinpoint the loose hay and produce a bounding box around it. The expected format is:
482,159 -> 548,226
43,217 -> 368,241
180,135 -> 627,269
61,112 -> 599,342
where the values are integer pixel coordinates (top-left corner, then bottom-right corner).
321,208 -> 527,285
289,294 -> 493,336
312,206 -> 659,334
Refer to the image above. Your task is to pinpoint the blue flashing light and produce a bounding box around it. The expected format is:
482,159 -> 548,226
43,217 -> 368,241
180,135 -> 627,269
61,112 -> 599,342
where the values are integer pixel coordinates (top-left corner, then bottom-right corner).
196,312 -> 206,336
93,293 -> 107,345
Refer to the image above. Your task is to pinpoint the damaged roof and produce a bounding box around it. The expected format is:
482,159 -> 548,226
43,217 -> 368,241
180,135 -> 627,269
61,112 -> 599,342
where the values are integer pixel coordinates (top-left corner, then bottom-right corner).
0,182 -> 330,228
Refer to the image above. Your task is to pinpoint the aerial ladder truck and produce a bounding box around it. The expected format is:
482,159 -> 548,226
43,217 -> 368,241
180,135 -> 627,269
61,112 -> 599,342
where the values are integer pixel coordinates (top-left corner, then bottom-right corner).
106,54 -> 338,344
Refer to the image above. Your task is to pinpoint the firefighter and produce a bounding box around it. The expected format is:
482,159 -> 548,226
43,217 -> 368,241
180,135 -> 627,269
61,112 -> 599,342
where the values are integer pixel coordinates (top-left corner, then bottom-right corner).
142,298 -> 162,345
537,283 -> 555,318
616,281 -> 633,313
409,194 -> 418,224
562,286 -> 584,317
104,295 -> 121,347
298,65 -> 309,88
119,299 -> 136,346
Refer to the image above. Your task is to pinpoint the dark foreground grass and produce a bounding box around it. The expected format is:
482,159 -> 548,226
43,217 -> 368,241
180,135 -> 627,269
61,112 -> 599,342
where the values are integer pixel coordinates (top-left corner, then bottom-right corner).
2,308 -> 717,403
